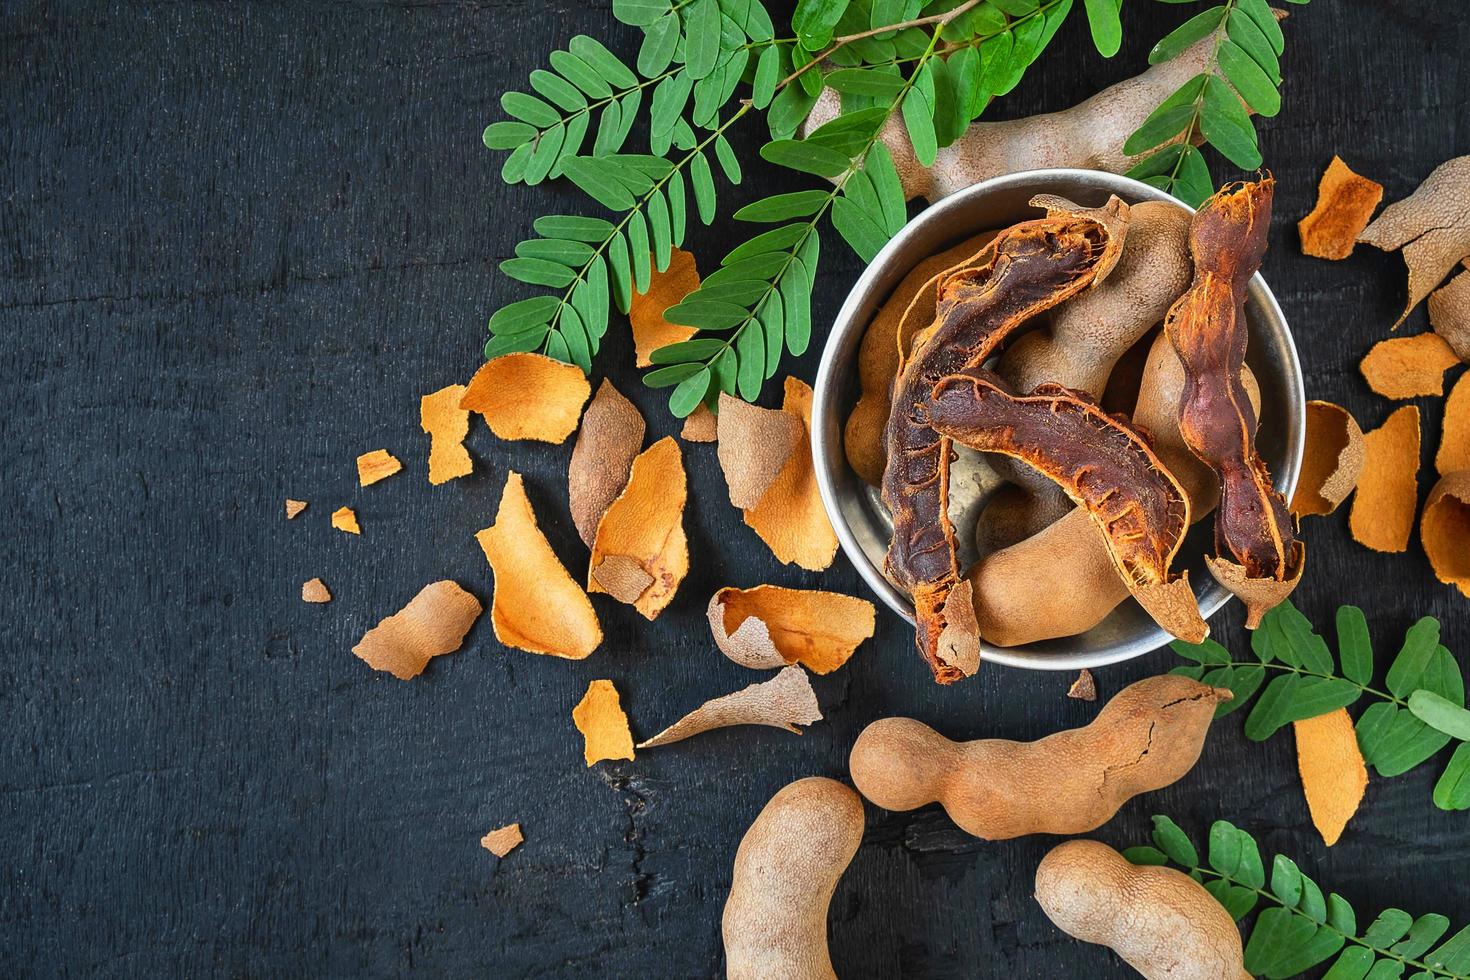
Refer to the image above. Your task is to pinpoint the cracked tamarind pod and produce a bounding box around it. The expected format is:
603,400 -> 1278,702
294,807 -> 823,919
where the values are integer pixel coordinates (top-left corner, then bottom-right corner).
882,196 -> 1129,684
849,675 -> 1230,840
723,777 -> 864,980
926,369 -> 1206,643
1164,177 -> 1304,627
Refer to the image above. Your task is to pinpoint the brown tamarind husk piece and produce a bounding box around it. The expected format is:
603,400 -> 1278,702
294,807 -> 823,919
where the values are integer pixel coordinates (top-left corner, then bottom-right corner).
1290,400 -> 1365,518
572,679 -> 635,766
1067,669 -> 1097,701
352,580 -> 483,680
1349,405 -> 1421,553
1035,839 -> 1250,980
1430,268 -> 1470,361
1298,155 -> 1384,260
1206,544 -> 1306,629
1360,332 -> 1460,400
723,777 -> 863,980
845,231 -> 997,486
849,674 -> 1229,839
679,403 -> 717,442
1164,177 -> 1300,623
1358,155 -> 1470,328
568,379 -> 645,548
716,393 -> 803,510
883,196 -> 1129,683
1422,471 -> 1470,598
928,370 -> 1204,642
637,665 -> 821,748
743,378 -> 839,571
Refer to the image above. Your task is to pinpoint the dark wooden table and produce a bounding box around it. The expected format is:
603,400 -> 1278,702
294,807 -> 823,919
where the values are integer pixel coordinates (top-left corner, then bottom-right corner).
3,1 -> 1467,976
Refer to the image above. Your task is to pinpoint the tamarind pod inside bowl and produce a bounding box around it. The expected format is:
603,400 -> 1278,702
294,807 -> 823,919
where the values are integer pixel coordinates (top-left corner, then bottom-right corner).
812,169 -> 1304,672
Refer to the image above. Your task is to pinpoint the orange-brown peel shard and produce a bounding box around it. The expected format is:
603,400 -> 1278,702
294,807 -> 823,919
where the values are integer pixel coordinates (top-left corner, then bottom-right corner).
460,353 -> 590,443
635,665 -> 822,749
481,823 -> 523,858
630,247 -> 700,367
588,437 -> 688,620
1163,178 -> 1302,626
1358,155 -> 1470,328
568,380 -> 645,548
708,585 -> 875,674
331,506 -> 361,535
477,471 -> 602,659
926,370 -> 1205,643
1294,708 -> 1368,846
1439,373 -> 1470,476
1349,405 -> 1421,554
882,196 -> 1130,683
742,378 -> 839,571
1291,401 -> 1365,518
421,383 -> 474,484
1360,333 -> 1460,400
357,449 -> 402,486
572,679 -> 635,766
302,577 -> 332,603
680,404 -> 717,442
285,498 -> 307,519
352,580 -> 483,680
1298,156 -> 1383,260
1422,471 -> 1470,598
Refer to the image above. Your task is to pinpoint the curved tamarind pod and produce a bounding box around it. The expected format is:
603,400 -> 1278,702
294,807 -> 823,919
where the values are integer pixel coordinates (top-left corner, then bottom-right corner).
882,197 -> 1129,682
1165,178 -> 1304,627
722,777 -> 864,980
966,336 -> 1260,648
927,370 -> 1206,642
1035,840 -> 1250,980
849,675 -> 1230,839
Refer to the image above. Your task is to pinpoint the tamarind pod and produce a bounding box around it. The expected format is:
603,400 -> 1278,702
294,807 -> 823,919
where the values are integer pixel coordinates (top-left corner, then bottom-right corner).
882,198 -> 1128,683
1165,178 -> 1303,625
927,370 -> 1206,642
722,777 -> 864,980
1036,839 -> 1250,980
849,675 -> 1230,839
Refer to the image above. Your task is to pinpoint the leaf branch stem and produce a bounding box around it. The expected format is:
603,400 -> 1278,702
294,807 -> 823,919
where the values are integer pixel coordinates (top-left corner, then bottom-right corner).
774,0 -> 984,91
1185,864 -> 1469,979
1209,659 -> 1413,711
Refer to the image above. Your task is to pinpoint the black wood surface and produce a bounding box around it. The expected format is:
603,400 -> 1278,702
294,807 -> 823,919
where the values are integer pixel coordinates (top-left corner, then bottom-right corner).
3,1 -> 1468,976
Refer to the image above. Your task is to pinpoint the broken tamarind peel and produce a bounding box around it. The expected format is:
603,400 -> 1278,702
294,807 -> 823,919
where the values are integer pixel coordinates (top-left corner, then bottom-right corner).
1163,177 -> 1303,628
882,195 -> 1129,683
926,369 -> 1205,643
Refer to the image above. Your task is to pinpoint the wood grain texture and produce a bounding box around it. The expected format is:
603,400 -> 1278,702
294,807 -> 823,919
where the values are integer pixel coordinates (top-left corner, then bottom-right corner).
1,0 -> 1467,976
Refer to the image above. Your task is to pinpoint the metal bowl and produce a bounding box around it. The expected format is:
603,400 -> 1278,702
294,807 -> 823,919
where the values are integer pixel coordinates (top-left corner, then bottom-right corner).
812,168 -> 1305,672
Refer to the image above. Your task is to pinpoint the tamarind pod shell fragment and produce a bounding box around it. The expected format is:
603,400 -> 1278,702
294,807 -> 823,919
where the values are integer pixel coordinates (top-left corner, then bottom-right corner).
1035,839 -> 1250,980
722,777 -> 864,980
1165,178 -> 1300,622
927,369 -> 1205,643
849,675 -> 1229,840
882,197 -> 1129,683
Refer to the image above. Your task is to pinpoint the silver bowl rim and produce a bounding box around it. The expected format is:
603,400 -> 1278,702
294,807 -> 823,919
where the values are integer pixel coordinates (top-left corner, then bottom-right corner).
811,167 -> 1305,672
